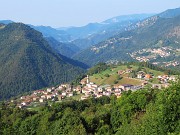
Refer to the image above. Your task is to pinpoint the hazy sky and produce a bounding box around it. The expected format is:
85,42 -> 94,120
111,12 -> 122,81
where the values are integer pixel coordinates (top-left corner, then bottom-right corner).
0,0 -> 179,28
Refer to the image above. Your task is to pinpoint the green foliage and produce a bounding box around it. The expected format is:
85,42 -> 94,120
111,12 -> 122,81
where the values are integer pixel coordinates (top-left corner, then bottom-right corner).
88,63 -> 109,75
46,37 -> 80,58
105,73 -> 110,77
0,23 -> 85,100
71,74 -> 86,86
114,80 -> 118,84
0,82 -> 180,134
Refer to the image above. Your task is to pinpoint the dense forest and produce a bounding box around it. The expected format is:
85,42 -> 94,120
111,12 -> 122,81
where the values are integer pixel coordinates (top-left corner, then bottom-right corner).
0,23 -> 86,100
0,80 -> 179,135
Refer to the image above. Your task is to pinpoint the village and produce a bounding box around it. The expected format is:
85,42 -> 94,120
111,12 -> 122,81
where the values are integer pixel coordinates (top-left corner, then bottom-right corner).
9,66 -> 178,109
129,47 -> 180,67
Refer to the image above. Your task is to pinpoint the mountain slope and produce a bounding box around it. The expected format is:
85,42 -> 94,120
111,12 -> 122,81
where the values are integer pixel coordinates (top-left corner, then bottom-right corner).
159,7 -> 180,18
0,23 -> 85,99
73,10 -> 180,67
71,14 -> 154,49
0,20 -> 13,24
46,37 -> 80,58
29,25 -> 72,42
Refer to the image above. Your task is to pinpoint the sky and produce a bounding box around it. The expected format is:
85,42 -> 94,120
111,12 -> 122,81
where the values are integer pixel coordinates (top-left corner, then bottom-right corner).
0,0 -> 179,28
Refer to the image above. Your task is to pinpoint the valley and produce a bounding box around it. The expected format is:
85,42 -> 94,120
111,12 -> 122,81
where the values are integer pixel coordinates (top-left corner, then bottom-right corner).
0,4 -> 180,135
0,7 -> 180,100
7,63 -> 178,109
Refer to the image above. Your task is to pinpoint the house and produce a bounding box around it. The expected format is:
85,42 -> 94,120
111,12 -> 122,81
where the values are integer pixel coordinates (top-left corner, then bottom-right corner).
145,74 -> 152,80
47,95 -> 53,99
106,88 -> 112,92
68,93 -> 73,97
169,76 -> 176,82
80,79 -> 87,85
103,91 -> 111,96
33,97 -> 39,101
132,85 -> 143,91
119,84 -> 134,91
18,104 -> 26,109
73,86 -> 81,94
47,88 -> 52,93
21,102 -> 27,106
125,69 -> 132,73
97,87 -> 103,92
20,96 -> 26,100
114,91 -> 121,97
41,95 -> 46,99
114,88 -> 122,93
58,85 -> 63,90
61,84 -> 69,88
43,91 -> 48,95
142,81 -> 148,86
96,93 -> 103,98
62,92 -> 67,96
117,70 -> 124,75
137,73 -> 144,79
91,84 -> 98,88
39,98 -> 44,103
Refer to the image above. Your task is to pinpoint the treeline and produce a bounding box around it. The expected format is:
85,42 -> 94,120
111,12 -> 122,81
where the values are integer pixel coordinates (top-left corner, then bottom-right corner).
87,62 -> 180,76
126,61 -> 180,75
88,63 -> 109,75
0,81 -> 180,135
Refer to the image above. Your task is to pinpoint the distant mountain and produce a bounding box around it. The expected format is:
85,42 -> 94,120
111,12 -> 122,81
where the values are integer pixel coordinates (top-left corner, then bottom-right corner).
0,14 -> 156,47
159,7 -> 180,18
46,37 -> 80,58
29,25 -> 72,42
0,23 -> 85,99
70,14 -> 154,49
25,14 -> 153,50
0,20 -> 13,24
73,8 -> 180,67
102,14 -> 154,24
64,23 -> 104,39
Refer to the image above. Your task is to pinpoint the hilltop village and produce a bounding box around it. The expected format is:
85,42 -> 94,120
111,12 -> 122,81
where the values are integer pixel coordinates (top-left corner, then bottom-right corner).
9,65 -> 178,109
129,47 -> 180,67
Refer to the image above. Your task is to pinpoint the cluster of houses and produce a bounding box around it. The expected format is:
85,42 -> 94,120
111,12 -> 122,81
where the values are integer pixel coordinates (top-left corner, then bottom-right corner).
81,76 -> 113,100
12,68 -> 177,108
129,47 -> 180,67
163,61 -> 179,67
16,84 -> 80,108
16,74 -> 145,108
157,75 -> 176,83
80,75 -> 144,100
136,71 -> 152,80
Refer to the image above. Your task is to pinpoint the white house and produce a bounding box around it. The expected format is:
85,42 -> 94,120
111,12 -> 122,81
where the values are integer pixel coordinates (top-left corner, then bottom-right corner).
47,88 -> 52,93
39,98 -> 44,103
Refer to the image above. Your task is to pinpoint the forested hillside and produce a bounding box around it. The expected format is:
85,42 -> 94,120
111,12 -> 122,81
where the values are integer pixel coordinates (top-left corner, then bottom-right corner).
46,37 -> 80,58
73,9 -> 180,67
0,80 -> 179,135
0,23 -> 85,99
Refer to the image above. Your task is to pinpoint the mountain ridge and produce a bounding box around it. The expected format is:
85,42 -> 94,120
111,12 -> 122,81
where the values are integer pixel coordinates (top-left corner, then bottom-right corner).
0,23 -> 85,99
73,9 -> 180,67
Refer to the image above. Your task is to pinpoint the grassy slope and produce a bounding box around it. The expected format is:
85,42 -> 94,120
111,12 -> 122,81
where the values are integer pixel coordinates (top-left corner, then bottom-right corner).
89,65 -> 164,86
